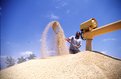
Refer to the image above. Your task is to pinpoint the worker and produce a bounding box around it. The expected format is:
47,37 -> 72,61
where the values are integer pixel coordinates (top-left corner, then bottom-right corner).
66,31 -> 82,54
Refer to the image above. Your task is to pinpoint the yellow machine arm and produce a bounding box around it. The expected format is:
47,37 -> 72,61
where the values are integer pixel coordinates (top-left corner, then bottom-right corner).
80,18 -> 121,51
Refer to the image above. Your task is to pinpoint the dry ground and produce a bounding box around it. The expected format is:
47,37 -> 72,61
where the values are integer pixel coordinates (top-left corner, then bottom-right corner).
0,51 -> 121,79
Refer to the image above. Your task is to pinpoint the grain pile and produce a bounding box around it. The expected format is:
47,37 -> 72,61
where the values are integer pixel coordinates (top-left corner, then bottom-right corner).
0,51 -> 121,79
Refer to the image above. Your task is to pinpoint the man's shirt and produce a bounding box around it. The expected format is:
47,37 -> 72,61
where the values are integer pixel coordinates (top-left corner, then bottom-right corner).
68,36 -> 82,50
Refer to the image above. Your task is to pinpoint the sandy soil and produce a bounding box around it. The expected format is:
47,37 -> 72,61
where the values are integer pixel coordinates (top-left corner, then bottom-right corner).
0,51 -> 121,79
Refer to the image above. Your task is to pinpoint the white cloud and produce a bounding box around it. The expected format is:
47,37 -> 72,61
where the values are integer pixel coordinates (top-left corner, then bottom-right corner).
47,13 -> 59,20
101,51 -> 108,54
103,38 -> 117,42
55,1 -> 68,9
21,51 -> 33,57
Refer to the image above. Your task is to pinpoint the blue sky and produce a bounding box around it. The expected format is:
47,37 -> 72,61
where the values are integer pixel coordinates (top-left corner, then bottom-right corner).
1,0 -> 121,68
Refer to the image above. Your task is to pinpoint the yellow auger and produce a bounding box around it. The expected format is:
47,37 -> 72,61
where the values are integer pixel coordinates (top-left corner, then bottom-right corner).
80,18 -> 121,51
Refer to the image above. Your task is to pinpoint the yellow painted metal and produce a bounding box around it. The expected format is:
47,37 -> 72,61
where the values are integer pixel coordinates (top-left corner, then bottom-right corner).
80,18 -> 98,32
82,20 -> 121,51
83,20 -> 121,39
86,39 -> 92,51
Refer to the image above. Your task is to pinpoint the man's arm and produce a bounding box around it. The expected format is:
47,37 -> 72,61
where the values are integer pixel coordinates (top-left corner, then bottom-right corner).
65,36 -> 74,43
75,44 -> 81,48
65,38 -> 71,43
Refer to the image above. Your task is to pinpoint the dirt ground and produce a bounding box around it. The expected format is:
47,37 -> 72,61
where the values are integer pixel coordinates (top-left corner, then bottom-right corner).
0,51 -> 121,79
